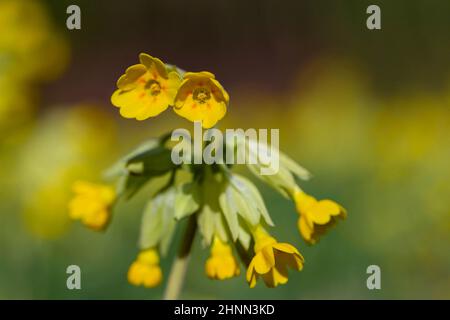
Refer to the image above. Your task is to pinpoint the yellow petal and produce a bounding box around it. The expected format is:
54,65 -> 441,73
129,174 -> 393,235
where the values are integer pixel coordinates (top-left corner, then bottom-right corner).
310,200 -> 340,225
298,216 -> 314,243
253,247 -> 275,274
272,264 -> 289,286
249,272 -> 257,288
246,259 -> 256,282
201,100 -> 227,129
113,89 -> 170,120
135,95 -> 171,120
139,53 -> 167,78
295,191 -> 317,214
272,242 -> 300,255
127,262 -> 143,285
210,78 -> 230,103
142,266 -> 162,288
138,249 -> 160,264
184,71 -> 215,79
117,64 -> 147,90
261,270 -> 276,288
165,71 -> 182,102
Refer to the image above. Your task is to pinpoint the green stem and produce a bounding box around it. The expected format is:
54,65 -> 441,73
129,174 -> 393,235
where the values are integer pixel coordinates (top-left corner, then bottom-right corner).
163,214 -> 197,300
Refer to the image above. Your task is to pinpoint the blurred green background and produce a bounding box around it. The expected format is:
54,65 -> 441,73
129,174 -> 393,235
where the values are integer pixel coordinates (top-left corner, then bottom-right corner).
0,0 -> 449,299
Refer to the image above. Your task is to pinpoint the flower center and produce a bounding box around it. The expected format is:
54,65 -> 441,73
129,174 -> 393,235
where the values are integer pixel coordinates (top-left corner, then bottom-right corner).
193,87 -> 211,104
145,80 -> 161,96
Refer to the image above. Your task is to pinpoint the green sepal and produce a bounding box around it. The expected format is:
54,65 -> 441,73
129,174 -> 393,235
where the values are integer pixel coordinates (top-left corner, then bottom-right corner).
174,182 -> 200,220
139,187 -> 177,256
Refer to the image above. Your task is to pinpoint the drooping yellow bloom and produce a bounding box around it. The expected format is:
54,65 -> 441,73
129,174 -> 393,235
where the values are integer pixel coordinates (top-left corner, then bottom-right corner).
246,226 -> 304,288
68,180 -> 115,231
294,189 -> 346,245
205,236 -> 240,280
127,248 -> 163,288
174,71 -> 229,128
111,53 -> 181,120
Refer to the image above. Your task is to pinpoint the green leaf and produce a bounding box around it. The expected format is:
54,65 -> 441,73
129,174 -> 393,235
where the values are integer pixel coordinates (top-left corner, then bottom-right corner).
127,146 -> 177,176
233,174 -> 274,226
197,205 -> 215,246
247,164 -> 296,198
228,132 -> 311,197
279,151 -> 311,180
103,139 -> 160,179
237,218 -> 252,251
232,185 -> 259,226
139,188 -> 177,252
138,194 -> 166,250
174,182 -> 200,220
219,188 -> 239,241
123,174 -> 153,199
159,190 -> 177,256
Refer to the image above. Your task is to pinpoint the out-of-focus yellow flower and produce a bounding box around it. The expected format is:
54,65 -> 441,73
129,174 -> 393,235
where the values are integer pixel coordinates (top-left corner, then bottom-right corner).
294,189 -> 346,245
0,0 -> 69,82
68,180 -> 115,231
174,71 -> 229,128
0,75 -> 35,136
18,104 -> 117,239
246,226 -> 304,288
128,248 -> 163,288
111,53 -> 181,120
205,236 -> 240,280
22,170 -> 73,238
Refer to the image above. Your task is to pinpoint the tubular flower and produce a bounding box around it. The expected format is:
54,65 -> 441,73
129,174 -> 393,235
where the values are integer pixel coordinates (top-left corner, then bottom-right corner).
111,53 -> 181,120
174,71 -> 229,128
294,189 -> 347,245
246,226 -> 304,288
68,181 -> 115,231
127,248 -> 163,288
205,236 -> 240,280
70,53 -> 347,295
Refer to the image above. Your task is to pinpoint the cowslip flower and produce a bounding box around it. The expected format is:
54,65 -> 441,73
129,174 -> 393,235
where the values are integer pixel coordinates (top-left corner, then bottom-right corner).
174,71 -> 229,128
205,236 -> 240,280
68,180 -> 115,231
128,248 -> 163,288
111,53 -> 181,120
70,53 -> 347,298
294,189 -> 346,244
246,226 -> 304,288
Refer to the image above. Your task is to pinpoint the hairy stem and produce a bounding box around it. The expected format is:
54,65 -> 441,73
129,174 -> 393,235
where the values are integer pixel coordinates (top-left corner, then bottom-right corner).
163,214 -> 197,300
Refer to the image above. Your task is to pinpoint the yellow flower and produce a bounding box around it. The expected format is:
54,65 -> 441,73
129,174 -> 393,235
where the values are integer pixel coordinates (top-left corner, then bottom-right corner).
111,53 -> 181,120
205,236 -> 240,280
174,71 -> 229,128
246,226 -> 304,288
0,0 -> 69,82
68,180 -> 115,231
127,248 -> 163,288
294,189 -> 346,245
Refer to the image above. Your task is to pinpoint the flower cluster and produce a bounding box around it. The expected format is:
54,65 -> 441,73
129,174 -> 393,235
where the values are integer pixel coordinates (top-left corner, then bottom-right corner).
111,54 -> 229,128
68,53 -> 346,293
